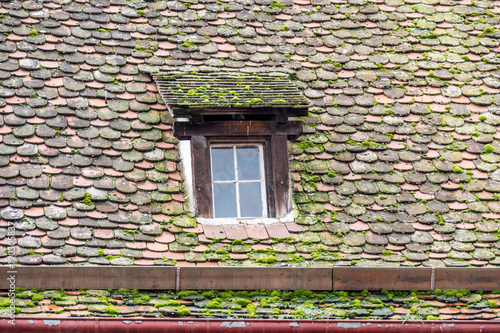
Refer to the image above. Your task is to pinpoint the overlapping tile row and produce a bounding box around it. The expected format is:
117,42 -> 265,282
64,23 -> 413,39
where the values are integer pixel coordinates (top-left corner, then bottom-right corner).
0,0 -> 499,268
154,72 -> 309,110
0,0 -> 188,267
3,288 -> 500,321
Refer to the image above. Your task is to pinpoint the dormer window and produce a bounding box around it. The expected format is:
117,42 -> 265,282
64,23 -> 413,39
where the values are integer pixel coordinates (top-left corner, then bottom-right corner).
153,72 -> 309,224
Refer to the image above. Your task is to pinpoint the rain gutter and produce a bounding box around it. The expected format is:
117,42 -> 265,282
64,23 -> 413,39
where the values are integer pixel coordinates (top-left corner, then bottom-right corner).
1,317 -> 500,332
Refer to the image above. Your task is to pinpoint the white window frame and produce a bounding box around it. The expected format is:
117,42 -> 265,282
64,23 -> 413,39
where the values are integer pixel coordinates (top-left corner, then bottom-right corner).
210,143 -> 268,219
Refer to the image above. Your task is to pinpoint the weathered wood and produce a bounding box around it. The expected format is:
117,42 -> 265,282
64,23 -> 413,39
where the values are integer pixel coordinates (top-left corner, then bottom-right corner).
191,136 -> 212,218
333,268 -> 432,291
179,267 -> 333,291
2,267 -> 500,291
434,268 -> 500,291
0,267 -> 177,290
174,120 -> 303,140
270,134 -> 292,218
263,139 -> 276,217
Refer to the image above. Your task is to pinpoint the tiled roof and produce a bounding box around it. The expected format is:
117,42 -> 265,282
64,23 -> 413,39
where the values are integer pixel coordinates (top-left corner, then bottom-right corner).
0,0 -> 499,272
153,72 -> 310,114
5,288 -> 500,321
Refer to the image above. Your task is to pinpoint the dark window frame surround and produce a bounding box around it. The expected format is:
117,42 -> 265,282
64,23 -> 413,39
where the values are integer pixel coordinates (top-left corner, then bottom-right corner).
174,119 -> 303,219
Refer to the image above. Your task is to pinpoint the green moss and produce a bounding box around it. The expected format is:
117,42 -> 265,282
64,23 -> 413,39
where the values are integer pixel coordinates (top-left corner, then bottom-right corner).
181,41 -> 195,47
201,291 -> 214,298
327,170 -> 337,177
0,298 -> 11,307
421,33 -> 438,39
28,29 -> 40,37
360,140 -> 380,148
105,304 -> 119,315
295,141 -> 319,150
81,191 -> 93,206
484,27 -> 498,34
287,254 -> 306,264
177,305 -> 191,316
177,290 -> 199,298
427,315 -> 441,320
444,289 -> 458,297
453,165 -> 464,174
256,256 -> 277,265
124,230 -> 136,236
269,0 -> 286,9
487,300 -> 497,308
207,299 -> 222,309
484,144 -> 494,153
235,298 -> 252,307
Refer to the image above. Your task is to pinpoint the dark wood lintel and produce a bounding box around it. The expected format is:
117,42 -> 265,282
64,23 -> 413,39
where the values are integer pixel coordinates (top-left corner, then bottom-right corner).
174,120 -> 303,140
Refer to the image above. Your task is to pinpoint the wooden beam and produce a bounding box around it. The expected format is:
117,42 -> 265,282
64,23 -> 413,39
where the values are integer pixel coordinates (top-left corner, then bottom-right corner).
174,120 -> 303,140
191,136 -> 212,218
270,135 -> 292,218
333,267 -> 432,291
179,267 -> 333,291
434,268 -> 500,291
1,267 -> 499,291
0,267 -> 177,290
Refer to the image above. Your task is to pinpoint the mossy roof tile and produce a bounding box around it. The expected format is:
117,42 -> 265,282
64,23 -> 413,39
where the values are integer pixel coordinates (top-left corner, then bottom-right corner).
153,72 -> 309,115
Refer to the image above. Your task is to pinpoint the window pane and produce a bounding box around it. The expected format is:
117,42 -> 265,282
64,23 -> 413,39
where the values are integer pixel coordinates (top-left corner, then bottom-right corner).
237,147 -> 260,180
239,183 -> 263,217
212,147 -> 235,181
214,183 -> 237,218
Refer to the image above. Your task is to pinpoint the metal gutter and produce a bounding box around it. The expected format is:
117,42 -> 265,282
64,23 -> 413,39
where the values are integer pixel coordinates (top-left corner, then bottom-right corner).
2,317 -> 500,332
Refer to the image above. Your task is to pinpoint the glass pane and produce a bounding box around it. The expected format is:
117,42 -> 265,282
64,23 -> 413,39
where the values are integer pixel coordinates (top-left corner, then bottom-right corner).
237,147 -> 261,180
214,183 -> 237,218
239,183 -> 263,217
212,147 -> 235,181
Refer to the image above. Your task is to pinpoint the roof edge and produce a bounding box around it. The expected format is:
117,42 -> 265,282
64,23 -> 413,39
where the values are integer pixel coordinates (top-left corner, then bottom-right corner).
4,317 -> 500,333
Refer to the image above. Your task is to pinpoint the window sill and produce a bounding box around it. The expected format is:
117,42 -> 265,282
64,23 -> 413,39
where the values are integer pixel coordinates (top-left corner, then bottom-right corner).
196,211 -> 294,225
